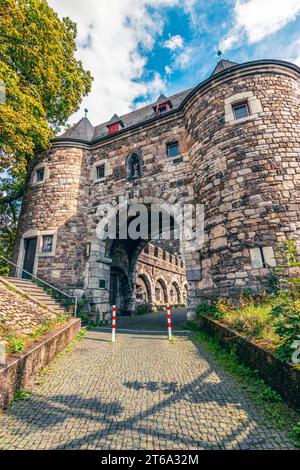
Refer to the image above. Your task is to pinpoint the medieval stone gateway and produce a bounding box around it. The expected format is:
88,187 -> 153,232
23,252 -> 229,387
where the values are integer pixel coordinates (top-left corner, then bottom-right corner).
13,59 -> 300,320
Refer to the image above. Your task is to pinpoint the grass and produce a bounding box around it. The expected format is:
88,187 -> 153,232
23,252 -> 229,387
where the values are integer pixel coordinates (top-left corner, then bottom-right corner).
222,303 -> 274,338
0,314 -> 68,356
13,390 -> 31,402
189,328 -> 300,447
196,292 -> 300,355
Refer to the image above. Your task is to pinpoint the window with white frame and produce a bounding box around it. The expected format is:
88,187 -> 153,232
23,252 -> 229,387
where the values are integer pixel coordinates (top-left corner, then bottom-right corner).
32,163 -> 49,185
250,246 -> 276,269
96,164 -> 105,179
42,235 -> 54,253
90,159 -> 111,181
232,101 -> 250,120
36,168 -> 45,183
224,91 -> 263,124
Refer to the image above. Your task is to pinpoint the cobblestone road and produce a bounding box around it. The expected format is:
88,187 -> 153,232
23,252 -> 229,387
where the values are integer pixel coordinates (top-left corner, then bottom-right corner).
0,329 -> 295,450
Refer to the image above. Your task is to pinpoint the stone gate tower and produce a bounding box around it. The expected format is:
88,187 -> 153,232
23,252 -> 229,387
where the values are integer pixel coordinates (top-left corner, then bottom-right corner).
13,59 -> 300,319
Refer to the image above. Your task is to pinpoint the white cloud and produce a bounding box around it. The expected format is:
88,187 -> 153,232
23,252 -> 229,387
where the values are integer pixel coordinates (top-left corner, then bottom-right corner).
165,65 -> 173,75
163,35 -> 193,76
174,47 -> 193,69
220,0 -> 300,51
288,38 -> 300,66
47,0 -> 181,126
163,34 -> 184,50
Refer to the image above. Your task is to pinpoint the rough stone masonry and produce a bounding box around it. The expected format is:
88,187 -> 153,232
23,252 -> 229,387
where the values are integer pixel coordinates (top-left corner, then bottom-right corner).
12,59 -> 300,319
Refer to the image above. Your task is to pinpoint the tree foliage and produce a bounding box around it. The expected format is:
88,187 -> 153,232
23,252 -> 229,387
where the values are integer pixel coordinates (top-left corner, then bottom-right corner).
0,0 -> 92,270
0,0 -> 93,174
0,174 -> 23,274
271,240 -> 300,363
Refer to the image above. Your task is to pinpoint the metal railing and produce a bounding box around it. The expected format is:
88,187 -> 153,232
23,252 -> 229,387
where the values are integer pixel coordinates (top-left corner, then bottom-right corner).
0,256 -> 78,317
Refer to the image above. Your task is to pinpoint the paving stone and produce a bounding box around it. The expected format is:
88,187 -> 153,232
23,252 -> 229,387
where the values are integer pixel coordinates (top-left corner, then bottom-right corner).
0,329 -> 296,450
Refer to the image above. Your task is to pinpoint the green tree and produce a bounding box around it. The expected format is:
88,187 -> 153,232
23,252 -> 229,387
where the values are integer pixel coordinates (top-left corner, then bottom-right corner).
0,174 -> 22,274
0,0 -> 93,271
0,0 -> 93,173
271,240 -> 300,363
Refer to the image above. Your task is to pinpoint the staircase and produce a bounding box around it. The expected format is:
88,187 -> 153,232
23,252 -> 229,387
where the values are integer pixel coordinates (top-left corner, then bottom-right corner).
6,277 -> 68,316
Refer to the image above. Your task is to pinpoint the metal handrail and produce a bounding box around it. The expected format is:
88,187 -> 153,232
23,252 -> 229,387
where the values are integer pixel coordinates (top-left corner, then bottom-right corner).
0,256 -> 78,317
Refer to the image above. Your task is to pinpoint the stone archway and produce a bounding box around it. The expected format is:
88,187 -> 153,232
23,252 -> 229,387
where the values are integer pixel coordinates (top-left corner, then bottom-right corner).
86,191 -> 199,320
135,273 -> 152,305
155,278 -> 168,305
169,281 -> 181,305
109,266 -> 131,315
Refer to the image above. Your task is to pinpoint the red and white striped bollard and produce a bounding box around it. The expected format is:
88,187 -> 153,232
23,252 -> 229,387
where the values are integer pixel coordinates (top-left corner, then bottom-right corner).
166,304 -> 172,341
112,305 -> 117,342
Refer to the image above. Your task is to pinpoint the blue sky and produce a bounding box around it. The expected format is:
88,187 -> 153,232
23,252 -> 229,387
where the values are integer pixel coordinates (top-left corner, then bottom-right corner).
48,0 -> 300,127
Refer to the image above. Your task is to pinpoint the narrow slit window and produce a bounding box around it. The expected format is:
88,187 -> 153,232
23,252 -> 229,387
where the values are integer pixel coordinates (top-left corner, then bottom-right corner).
36,168 -> 45,183
232,101 -> 250,120
167,142 -> 179,159
96,164 -> 105,179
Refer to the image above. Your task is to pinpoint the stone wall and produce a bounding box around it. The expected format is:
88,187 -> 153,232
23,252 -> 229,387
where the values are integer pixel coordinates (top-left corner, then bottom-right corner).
13,146 -> 89,289
0,318 -> 81,410
186,64 -> 300,301
199,315 -> 300,408
136,244 -> 187,307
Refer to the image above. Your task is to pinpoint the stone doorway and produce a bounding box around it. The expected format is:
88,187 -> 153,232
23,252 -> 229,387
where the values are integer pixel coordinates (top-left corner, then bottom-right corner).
109,266 -> 131,316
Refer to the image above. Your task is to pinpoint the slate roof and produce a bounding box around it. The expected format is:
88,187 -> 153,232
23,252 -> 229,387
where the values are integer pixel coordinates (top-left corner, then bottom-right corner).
107,113 -> 124,126
156,93 -> 170,105
61,117 -> 95,141
92,88 -> 191,141
58,59 -> 239,143
211,59 -> 238,76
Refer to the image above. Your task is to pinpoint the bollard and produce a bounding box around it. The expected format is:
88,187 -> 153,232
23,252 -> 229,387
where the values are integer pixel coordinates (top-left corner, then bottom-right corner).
166,304 -> 172,341
112,305 -> 117,343
0,341 -> 6,366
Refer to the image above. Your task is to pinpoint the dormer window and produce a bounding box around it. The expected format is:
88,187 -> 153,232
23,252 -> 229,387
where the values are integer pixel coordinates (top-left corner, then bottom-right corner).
108,122 -> 121,134
154,94 -> 172,116
107,114 -> 124,135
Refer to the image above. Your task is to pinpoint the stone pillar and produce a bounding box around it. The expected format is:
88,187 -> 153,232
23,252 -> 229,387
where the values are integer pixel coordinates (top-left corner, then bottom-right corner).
85,238 -> 112,322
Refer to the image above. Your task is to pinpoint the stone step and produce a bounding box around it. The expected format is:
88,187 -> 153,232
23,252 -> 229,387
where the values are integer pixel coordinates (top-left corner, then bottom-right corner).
5,277 -> 70,315
14,286 -> 55,295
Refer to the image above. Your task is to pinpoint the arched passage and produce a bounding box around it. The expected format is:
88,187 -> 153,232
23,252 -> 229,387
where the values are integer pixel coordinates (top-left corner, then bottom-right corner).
109,266 -> 131,316
169,281 -> 181,305
135,273 -> 152,304
86,194 -> 194,319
